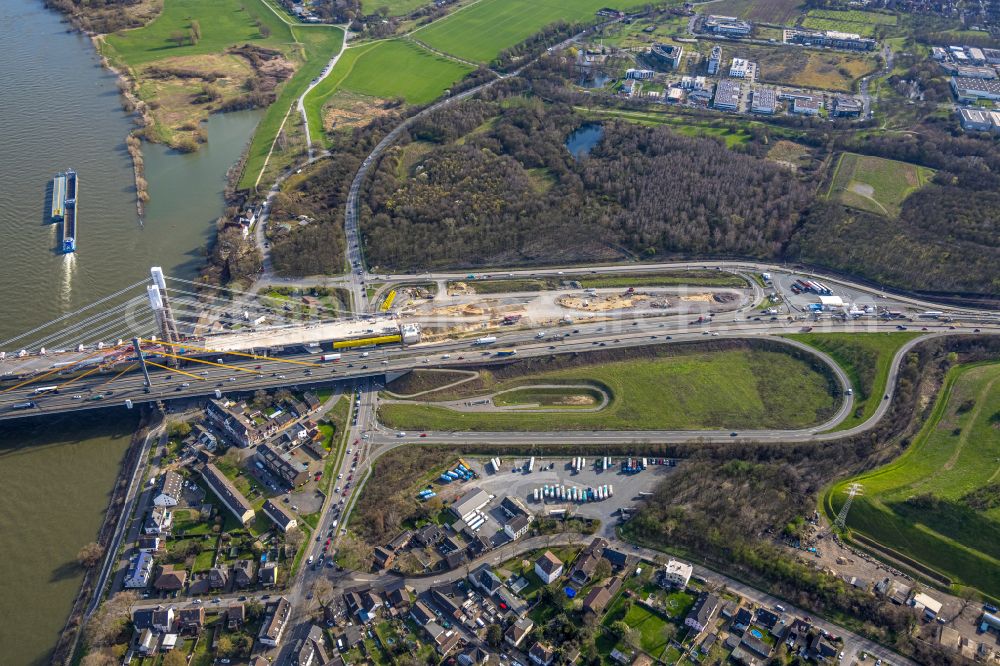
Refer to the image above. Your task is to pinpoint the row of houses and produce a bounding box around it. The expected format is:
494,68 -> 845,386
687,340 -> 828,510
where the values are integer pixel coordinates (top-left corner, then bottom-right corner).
205,392 -> 321,449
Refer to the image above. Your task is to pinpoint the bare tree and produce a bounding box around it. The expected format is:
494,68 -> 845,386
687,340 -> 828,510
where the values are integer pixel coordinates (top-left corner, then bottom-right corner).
312,577 -> 335,608
169,30 -> 187,48
77,542 -> 105,568
85,591 -> 138,647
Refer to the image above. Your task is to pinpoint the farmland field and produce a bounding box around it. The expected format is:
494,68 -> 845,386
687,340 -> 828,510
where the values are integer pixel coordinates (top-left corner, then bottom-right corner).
706,0 -> 805,25
825,362 -> 1000,597
379,346 -> 838,431
787,332 -> 921,431
805,9 -> 897,25
827,152 -> 935,218
415,0 -> 654,63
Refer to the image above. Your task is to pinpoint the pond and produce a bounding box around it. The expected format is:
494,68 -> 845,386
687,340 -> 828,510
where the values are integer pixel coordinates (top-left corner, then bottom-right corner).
566,123 -> 604,159
578,72 -> 611,89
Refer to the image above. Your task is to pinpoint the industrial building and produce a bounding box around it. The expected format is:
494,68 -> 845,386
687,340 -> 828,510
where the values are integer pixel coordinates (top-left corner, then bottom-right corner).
784,29 -> 876,51
649,43 -> 683,70
958,107 -> 1000,131
728,57 -> 756,80
702,15 -> 752,37
750,87 -> 777,114
707,45 -> 722,75
952,76 -> 1000,102
449,488 -> 491,522
625,68 -> 654,80
713,79 -> 742,110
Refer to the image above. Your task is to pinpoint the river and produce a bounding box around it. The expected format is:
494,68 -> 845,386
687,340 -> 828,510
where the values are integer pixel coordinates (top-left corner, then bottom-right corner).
0,0 -> 261,662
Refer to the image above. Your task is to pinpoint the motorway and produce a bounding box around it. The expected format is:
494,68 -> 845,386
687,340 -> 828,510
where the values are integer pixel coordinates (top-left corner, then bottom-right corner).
4,309 -> 997,428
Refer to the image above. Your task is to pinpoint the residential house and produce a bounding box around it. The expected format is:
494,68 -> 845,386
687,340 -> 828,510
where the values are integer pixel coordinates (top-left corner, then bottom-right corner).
259,562 -> 278,587
385,584 -> 409,612
569,538 -> 608,585
258,597 -> 292,647
153,471 -> 183,507
298,624 -> 329,666
226,603 -> 245,629
505,617 -> 534,648
152,608 -> 175,633
529,642 -> 556,666
132,609 -> 155,631
424,621 -> 461,655
262,499 -> 298,532
303,391 -> 321,411
256,443 -> 310,487
201,463 -> 255,525
233,559 -> 254,588
912,592 -> 943,619
685,592 -> 719,633
125,551 -> 155,588
137,535 -> 164,554
415,523 -> 445,547
208,566 -> 229,590
143,506 -> 173,535
373,546 -> 395,570
345,588 -> 382,622
410,600 -> 436,626
177,607 -> 205,633
504,513 -> 531,540
469,563 -> 504,594
754,607 -> 781,631
732,607 -> 752,632
206,398 -> 265,447
445,550 -> 468,569
137,628 -> 157,655
534,551 -> 564,584
583,577 -> 622,616
154,564 -> 187,592
340,624 -> 364,651
387,530 -> 413,551
494,587 -> 528,618
192,423 -> 217,452
602,547 -> 632,571
661,559 -> 692,588
459,646 -> 493,666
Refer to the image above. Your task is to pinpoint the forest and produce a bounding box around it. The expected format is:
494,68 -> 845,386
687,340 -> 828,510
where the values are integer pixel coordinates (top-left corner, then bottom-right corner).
361,99 -> 813,270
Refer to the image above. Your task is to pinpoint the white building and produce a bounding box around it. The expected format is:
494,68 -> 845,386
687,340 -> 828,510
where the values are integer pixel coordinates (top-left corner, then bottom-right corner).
125,551 -> 155,588
911,592 -> 943,618
153,470 -> 183,507
728,58 -> 756,80
661,559 -> 693,588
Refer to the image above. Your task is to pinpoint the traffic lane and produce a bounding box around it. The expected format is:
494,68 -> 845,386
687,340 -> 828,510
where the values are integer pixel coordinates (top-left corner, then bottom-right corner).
4,324 -> 994,416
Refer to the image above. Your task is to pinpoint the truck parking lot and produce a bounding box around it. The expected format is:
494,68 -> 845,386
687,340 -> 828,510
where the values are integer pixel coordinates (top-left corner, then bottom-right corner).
464,456 -> 674,537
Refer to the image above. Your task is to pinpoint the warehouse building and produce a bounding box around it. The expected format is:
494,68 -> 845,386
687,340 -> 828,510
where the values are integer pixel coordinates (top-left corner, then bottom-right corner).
449,488 -> 491,522
952,76 -> 1000,102
832,96 -> 863,117
958,107 -> 1000,132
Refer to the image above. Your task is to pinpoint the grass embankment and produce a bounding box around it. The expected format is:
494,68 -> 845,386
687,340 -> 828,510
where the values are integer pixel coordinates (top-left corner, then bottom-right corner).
826,362 -> 1000,598
826,152 -> 935,218
452,271 -> 748,294
239,25 -> 344,189
414,0 -> 651,63
493,386 -> 604,408
787,332 -> 921,431
380,345 -> 837,431
385,369 -> 476,397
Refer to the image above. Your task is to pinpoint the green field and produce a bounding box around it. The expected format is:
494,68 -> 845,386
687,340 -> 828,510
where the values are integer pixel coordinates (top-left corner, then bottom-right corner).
302,40 -> 472,149
805,9 -> 897,25
826,363 -> 1000,598
705,0 -> 806,25
801,17 -> 876,37
415,0 -> 651,63
103,0 -> 294,65
362,0 -> 430,15
492,386 -> 605,408
581,108 -> 755,146
827,152 -> 935,218
788,332 -> 921,431
379,347 -> 837,431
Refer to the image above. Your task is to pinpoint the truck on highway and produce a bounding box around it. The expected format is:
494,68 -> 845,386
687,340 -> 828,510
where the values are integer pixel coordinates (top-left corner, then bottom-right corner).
495,349 -> 517,357
321,353 -> 342,362
11,401 -> 36,410
527,457 -> 535,472
474,336 -> 497,345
